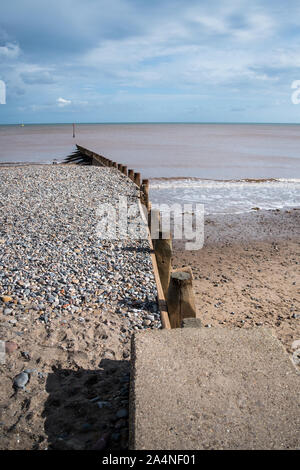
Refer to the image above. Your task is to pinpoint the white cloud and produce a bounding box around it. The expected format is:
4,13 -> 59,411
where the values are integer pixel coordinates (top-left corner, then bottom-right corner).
0,42 -> 20,58
57,97 -> 71,107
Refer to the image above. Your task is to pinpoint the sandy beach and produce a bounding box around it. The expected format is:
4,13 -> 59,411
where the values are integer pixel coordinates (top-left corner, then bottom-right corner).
173,209 -> 300,358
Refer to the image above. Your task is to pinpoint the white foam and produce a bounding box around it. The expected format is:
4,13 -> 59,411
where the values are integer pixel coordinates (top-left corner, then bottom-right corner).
150,178 -> 300,215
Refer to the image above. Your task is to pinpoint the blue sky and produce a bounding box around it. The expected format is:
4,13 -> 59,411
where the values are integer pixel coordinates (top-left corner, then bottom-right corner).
1,0 -> 300,123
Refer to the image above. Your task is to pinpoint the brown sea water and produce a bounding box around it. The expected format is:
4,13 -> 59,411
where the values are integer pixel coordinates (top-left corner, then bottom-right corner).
1,123 -> 299,213
0,123 -> 300,178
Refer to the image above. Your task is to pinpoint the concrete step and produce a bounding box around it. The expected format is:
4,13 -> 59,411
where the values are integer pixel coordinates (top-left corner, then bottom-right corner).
129,327 -> 300,450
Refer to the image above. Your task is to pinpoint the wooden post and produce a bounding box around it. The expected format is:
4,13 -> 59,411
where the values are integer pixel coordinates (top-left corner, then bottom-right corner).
122,165 -> 128,176
128,169 -> 134,181
118,164 -> 122,171
134,172 -> 141,186
147,202 -> 152,226
112,162 -> 117,168
152,231 -> 172,299
72,123 -> 75,138
141,179 -> 150,211
150,209 -> 160,239
167,266 -> 196,329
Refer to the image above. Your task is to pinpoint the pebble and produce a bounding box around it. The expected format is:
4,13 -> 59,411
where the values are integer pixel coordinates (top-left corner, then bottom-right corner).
5,341 -> 18,354
21,351 -> 30,360
146,315 -> 155,321
291,340 -> 300,350
96,401 -> 111,409
116,408 -> 128,419
111,432 -> 121,442
13,372 -> 29,390
4,308 -> 13,315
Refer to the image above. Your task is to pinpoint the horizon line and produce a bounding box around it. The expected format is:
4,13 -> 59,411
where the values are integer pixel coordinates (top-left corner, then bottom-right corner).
1,121 -> 300,126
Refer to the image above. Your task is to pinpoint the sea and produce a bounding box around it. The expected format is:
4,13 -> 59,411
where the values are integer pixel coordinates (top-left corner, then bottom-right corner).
1,123 -> 300,215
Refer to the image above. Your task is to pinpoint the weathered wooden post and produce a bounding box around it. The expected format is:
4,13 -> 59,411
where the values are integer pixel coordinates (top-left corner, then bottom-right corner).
128,169 -> 134,181
118,164 -> 122,171
112,162 -> 117,168
167,266 -> 196,329
122,165 -> 128,176
150,208 -> 160,238
152,231 -> 172,299
147,202 -> 152,226
134,172 -> 141,186
141,179 -> 150,211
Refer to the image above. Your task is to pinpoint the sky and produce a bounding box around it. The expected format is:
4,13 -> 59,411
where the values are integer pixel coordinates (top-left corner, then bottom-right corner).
1,0 -> 300,124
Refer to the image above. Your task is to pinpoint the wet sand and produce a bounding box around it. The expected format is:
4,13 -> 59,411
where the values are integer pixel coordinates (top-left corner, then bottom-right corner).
173,209 -> 300,358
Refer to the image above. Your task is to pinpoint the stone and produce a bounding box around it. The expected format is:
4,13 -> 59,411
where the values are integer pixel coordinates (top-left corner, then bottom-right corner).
96,401 -> 110,409
3,308 -> 13,315
13,372 -> 29,390
5,341 -> 18,354
1,296 -> 13,303
116,408 -> 128,419
21,351 -> 30,360
291,340 -> 300,350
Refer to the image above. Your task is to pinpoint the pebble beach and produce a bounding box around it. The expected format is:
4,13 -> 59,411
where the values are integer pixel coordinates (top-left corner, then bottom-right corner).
0,165 -> 160,450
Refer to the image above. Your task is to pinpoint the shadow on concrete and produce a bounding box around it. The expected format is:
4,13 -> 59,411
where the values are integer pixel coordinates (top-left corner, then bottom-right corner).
42,359 -> 130,450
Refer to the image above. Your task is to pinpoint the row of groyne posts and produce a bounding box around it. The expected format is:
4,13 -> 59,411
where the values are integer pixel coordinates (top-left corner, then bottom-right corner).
72,145 -> 198,330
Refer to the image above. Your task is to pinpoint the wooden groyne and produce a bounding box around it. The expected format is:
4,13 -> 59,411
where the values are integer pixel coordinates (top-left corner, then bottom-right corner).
65,144 -> 198,330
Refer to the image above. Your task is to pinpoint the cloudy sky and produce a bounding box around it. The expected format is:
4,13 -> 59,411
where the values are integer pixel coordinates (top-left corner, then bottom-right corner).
1,0 -> 300,123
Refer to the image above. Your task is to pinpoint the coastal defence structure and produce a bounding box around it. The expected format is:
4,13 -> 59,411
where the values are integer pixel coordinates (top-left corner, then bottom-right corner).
69,144 -> 199,331
66,145 -> 300,450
